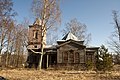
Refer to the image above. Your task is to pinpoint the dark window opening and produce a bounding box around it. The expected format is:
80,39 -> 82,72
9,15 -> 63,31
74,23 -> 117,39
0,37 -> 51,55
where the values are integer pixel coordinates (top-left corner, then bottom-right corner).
34,46 -> 37,48
35,31 -> 38,39
33,31 -> 38,39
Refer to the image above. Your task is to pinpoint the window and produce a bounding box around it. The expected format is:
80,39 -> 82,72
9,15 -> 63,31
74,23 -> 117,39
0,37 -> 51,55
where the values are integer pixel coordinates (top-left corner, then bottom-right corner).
80,50 -> 85,63
63,51 -> 68,63
58,51 -> 63,63
75,52 -> 79,63
69,50 -> 74,63
35,31 -> 38,39
33,31 -> 38,39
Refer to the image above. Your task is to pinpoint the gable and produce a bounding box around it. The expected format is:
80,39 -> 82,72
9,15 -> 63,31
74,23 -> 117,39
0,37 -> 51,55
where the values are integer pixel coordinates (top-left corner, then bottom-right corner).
57,40 -> 85,50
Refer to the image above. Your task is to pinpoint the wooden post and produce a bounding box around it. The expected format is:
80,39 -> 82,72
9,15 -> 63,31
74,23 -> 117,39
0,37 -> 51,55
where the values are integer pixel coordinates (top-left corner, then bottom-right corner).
0,55 -> 1,65
47,54 -> 49,68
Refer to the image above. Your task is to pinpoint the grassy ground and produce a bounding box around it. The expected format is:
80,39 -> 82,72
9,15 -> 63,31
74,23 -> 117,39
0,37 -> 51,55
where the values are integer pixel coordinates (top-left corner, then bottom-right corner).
0,65 -> 120,80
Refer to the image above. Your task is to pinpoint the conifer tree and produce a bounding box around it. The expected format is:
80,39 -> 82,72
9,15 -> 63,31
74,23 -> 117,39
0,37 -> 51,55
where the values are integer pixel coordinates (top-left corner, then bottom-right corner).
96,45 -> 113,71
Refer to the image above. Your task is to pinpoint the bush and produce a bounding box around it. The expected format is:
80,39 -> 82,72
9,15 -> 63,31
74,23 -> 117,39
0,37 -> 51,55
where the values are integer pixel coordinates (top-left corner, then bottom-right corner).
86,61 -> 94,70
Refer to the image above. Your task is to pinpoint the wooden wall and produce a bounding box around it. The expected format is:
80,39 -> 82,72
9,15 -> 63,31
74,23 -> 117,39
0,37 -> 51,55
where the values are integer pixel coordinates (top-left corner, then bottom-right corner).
57,43 -> 86,64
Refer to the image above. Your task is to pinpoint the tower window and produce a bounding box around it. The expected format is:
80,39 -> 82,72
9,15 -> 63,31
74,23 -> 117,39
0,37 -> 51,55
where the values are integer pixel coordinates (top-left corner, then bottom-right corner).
35,31 -> 38,39
33,31 -> 38,39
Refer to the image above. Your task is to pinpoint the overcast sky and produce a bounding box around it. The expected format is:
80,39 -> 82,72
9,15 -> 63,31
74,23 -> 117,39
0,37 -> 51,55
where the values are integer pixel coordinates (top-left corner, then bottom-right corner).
12,0 -> 120,48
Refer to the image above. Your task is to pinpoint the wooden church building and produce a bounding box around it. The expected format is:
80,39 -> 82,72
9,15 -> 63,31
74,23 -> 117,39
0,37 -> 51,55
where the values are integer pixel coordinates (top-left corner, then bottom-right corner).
26,18 -> 99,69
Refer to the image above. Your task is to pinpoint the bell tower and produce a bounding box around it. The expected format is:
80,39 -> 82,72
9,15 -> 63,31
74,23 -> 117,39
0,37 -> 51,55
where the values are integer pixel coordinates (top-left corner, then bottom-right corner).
26,18 -> 47,68
27,18 -> 46,49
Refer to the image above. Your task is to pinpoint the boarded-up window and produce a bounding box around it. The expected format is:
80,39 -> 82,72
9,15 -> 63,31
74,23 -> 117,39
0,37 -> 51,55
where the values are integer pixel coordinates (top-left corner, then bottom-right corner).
80,50 -> 85,63
63,51 -> 68,63
75,52 -> 79,63
58,51 -> 63,63
69,50 -> 74,63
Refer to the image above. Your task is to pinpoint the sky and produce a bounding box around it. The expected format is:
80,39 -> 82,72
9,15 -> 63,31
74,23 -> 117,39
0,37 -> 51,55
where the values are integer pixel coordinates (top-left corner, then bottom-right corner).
12,0 -> 120,48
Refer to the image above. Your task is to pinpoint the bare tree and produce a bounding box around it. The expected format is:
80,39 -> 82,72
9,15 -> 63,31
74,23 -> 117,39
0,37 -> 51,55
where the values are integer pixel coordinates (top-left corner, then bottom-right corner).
109,11 -> 120,52
0,0 -> 16,54
13,19 -> 29,67
108,10 -> 120,64
47,27 -> 59,45
0,0 -> 28,67
5,20 -> 15,67
31,0 -> 61,69
62,18 -> 91,45
0,0 -> 16,67
112,10 -> 120,41
0,19 -> 8,54
0,0 -> 16,18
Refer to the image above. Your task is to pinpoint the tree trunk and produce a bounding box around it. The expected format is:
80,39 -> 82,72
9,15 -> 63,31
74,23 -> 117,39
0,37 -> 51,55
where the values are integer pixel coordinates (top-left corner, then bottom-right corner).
16,50 -> 20,67
39,54 -> 43,69
6,52 -> 9,67
38,41 -> 44,69
38,29 -> 44,69
6,35 -> 10,67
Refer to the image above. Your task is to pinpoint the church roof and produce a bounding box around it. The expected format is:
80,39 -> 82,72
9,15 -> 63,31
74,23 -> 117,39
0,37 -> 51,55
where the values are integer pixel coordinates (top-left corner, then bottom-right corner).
62,32 -> 79,41
33,18 -> 42,25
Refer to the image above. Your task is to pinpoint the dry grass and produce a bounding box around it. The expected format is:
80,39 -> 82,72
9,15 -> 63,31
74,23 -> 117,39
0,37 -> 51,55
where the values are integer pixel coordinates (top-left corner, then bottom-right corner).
0,65 -> 120,80
0,69 -> 120,80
